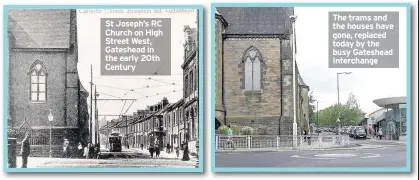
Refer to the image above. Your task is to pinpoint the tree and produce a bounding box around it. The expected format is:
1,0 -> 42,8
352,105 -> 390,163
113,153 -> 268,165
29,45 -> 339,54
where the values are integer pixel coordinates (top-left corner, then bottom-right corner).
317,94 -> 364,127
308,91 -> 316,124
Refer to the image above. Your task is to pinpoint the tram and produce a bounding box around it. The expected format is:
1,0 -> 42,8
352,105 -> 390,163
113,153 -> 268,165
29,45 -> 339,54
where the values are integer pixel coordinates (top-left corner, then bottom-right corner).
108,132 -> 122,152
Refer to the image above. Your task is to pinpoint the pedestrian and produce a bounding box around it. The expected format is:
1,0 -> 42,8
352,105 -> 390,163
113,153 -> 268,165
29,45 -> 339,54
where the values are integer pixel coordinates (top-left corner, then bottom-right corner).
62,138 -> 70,158
94,143 -> 101,159
174,142 -> 179,158
140,143 -> 144,150
155,142 -> 160,159
368,128 -> 372,138
20,133 -> 31,168
166,143 -> 171,153
181,141 -> 190,161
88,143 -> 95,158
225,125 -> 235,149
148,143 -> 154,158
379,129 -> 383,140
77,142 -> 83,158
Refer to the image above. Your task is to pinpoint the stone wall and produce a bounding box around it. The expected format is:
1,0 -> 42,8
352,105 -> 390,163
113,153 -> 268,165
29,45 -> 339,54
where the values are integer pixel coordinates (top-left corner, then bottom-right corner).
223,38 -> 282,134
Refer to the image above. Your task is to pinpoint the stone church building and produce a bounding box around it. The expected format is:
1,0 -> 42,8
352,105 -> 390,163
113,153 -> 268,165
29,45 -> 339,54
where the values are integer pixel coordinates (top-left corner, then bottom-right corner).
7,9 -> 89,157
215,7 -> 310,136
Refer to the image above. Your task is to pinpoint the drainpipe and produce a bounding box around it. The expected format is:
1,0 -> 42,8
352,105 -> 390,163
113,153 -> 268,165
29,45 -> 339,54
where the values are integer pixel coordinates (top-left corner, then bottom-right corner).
222,34 -> 227,125
278,40 -> 284,136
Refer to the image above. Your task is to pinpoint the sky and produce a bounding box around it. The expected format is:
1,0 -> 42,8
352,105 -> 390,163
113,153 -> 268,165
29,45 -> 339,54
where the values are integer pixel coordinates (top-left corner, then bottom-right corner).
77,9 -> 197,125
294,7 -> 407,115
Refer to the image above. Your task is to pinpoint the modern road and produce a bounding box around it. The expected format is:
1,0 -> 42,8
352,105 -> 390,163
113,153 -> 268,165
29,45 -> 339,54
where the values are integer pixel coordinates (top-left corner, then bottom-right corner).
215,137 -> 407,168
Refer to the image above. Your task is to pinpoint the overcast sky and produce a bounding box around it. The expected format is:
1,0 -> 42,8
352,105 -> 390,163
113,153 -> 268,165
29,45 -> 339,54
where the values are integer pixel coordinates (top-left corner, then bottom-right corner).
294,7 -> 407,115
77,9 -> 197,124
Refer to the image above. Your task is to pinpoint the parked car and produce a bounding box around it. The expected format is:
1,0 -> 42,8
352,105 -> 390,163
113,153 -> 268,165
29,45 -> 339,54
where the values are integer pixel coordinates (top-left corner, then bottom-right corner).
354,128 -> 367,139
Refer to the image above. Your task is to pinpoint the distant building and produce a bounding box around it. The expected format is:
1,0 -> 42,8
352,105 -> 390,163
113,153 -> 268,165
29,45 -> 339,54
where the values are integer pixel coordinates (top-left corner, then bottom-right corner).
7,9 -> 89,157
182,25 -> 199,152
214,7 -> 310,136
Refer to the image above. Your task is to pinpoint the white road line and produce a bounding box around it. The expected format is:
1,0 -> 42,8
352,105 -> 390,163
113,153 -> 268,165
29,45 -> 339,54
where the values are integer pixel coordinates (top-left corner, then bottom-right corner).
360,153 -> 381,159
291,155 -> 337,160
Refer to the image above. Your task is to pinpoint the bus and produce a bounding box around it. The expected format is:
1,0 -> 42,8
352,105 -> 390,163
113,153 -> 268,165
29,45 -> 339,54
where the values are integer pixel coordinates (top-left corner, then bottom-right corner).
109,133 -> 122,152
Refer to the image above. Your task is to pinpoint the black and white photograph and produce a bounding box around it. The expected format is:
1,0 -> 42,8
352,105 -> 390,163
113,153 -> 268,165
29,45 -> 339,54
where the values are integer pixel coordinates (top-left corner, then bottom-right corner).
213,6 -> 409,170
5,7 -> 202,171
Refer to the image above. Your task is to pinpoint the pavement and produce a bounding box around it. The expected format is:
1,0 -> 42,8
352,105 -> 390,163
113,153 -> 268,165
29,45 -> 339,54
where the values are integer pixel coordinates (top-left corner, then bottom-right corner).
14,148 -> 197,168
215,134 -> 407,168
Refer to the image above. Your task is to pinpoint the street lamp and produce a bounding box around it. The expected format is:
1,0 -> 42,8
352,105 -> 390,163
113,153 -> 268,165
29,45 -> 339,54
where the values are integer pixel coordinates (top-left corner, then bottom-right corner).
290,15 -> 298,147
48,109 -> 54,158
314,99 -> 319,135
337,72 -> 352,105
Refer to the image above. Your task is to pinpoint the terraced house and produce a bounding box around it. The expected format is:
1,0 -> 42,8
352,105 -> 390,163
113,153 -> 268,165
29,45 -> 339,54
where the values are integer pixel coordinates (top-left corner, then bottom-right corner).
100,98 -> 191,154
214,7 -> 310,136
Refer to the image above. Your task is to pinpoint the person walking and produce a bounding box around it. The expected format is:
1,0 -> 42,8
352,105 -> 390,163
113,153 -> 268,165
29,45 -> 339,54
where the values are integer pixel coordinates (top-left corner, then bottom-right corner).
166,143 -> 171,153
20,133 -> 31,168
181,141 -> 190,161
225,125 -> 235,149
155,139 -> 160,159
62,138 -> 70,158
379,128 -> 383,140
148,143 -> 154,158
174,142 -> 179,158
77,142 -> 83,158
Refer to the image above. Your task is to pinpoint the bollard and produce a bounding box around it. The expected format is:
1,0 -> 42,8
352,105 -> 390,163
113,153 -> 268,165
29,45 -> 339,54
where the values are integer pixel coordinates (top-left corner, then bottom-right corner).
276,136 -> 279,149
8,138 -> 17,168
247,136 -> 251,150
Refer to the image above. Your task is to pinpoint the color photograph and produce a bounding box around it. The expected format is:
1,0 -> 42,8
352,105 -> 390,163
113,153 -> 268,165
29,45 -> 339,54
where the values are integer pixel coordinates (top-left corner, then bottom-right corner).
212,3 -> 410,172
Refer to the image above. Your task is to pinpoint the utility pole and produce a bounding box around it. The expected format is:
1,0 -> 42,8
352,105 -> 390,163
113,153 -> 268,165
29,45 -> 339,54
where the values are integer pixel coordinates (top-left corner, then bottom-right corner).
88,65 -> 93,159
95,85 -> 99,146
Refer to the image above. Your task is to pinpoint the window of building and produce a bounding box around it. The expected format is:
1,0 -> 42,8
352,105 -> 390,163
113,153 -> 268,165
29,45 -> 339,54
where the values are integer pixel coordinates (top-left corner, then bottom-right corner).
243,47 -> 263,92
184,75 -> 189,98
189,70 -> 194,95
29,60 -> 47,102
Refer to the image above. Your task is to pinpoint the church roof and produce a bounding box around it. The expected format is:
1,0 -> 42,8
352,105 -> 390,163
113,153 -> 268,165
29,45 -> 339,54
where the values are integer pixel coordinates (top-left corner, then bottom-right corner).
8,9 -> 72,49
216,7 -> 294,35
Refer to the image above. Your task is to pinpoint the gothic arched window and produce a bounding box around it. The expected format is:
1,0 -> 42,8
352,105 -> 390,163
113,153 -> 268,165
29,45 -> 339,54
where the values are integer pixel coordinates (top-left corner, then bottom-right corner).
29,60 -> 47,102
243,47 -> 263,91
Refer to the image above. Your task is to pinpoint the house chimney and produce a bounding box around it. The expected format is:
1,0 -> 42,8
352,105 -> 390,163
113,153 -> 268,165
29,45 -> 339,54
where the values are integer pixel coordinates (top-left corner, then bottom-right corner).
162,97 -> 169,107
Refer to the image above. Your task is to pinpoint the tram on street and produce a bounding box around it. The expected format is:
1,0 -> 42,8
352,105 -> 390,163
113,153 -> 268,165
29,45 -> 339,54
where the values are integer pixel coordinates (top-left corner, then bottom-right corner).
108,132 -> 122,152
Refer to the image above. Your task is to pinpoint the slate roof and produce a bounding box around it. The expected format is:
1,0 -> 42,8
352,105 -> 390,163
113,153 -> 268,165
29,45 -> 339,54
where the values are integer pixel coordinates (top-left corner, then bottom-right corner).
216,7 -> 294,35
8,9 -> 72,49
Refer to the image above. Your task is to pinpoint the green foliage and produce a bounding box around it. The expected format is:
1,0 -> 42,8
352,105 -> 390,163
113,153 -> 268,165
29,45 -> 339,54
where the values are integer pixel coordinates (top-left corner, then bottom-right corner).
317,93 -> 364,127
218,125 -> 229,135
231,125 -> 241,135
308,91 -> 316,124
240,126 -> 254,135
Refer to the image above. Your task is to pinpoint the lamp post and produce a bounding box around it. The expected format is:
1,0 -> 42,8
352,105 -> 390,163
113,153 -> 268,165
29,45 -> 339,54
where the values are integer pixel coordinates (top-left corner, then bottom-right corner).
337,72 -> 352,105
314,99 -> 319,135
290,15 -> 298,147
48,109 -> 54,158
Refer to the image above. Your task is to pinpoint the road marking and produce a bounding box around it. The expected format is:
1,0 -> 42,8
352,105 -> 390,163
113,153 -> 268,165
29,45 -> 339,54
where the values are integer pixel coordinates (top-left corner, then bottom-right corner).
291,153 -> 381,160
360,153 -> 381,159
291,155 -> 337,160
314,153 -> 357,158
